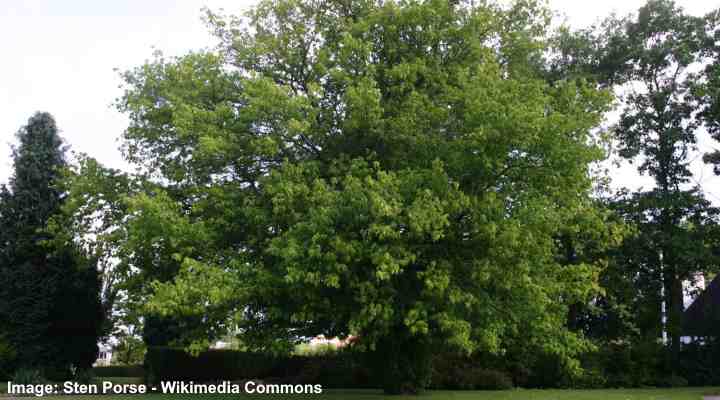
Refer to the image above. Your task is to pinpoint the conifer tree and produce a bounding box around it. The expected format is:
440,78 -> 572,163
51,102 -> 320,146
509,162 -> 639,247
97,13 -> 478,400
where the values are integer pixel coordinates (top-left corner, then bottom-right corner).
0,112 -> 102,375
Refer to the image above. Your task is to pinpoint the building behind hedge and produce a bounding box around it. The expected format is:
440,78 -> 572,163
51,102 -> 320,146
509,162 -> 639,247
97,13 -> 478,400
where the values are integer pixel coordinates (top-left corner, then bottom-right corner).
683,275 -> 720,340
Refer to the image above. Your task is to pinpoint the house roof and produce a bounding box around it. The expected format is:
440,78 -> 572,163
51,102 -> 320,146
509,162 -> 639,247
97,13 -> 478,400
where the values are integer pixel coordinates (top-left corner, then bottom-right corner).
683,275 -> 720,337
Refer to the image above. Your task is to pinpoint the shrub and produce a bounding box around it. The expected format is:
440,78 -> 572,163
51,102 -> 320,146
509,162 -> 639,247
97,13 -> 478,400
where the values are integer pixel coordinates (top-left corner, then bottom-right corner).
571,366 -> 607,389
12,368 -> 45,385
367,335 -> 434,394
293,353 -> 372,388
524,352 -> 572,388
0,335 -> 16,379
456,368 -> 513,390
430,353 -> 513,390
44,365 -> 72,382
656,374 -> 689,388
74,369 -> 95,385
678,340 -> 720,386
144,347 -> 282,384
596,341 -> 666,388
144,346 -> 374,388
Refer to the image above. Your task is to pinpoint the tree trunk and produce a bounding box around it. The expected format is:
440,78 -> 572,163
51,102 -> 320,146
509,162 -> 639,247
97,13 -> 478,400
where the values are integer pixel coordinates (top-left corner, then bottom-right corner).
371,332 -> 433,395
668,271 -> 684,363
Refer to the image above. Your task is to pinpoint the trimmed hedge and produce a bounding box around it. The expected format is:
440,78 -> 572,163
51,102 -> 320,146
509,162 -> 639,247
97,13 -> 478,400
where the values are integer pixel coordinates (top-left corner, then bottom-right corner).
143,347 -> 371,388
93,365 -> 144,378
144,343 -> 720,390
145,348 -> 274,383
430,353 -> 513,390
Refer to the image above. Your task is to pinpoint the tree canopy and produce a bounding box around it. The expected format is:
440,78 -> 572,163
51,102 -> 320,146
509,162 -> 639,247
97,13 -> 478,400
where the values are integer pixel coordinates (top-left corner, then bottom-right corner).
83,0 -> 625,392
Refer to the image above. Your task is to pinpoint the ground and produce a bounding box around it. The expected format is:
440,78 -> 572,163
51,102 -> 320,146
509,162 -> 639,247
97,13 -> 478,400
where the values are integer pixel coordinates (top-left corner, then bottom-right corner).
2,381 -> 719,399
1,387 -> 719,399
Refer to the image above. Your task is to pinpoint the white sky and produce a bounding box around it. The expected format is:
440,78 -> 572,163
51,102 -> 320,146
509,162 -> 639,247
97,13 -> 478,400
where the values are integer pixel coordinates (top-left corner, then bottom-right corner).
1,0 -> 719,201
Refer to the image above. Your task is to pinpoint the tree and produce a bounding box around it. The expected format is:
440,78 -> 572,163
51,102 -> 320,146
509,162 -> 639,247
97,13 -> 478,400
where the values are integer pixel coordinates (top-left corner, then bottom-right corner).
108,0 -> 617,393
695,9 -> 720,172
557,0 -> 720,363
0,112 -> 103,375
50,155 -> 140,338
112,328 -> 146,366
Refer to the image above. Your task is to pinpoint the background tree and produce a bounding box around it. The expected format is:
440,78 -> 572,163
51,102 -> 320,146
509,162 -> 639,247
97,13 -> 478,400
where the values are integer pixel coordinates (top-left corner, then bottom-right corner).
554,0 -> 720,365
696,9 -> 720,172
0,112 -> 103,376
51,156 -> 143,339
111,327 -> 146,366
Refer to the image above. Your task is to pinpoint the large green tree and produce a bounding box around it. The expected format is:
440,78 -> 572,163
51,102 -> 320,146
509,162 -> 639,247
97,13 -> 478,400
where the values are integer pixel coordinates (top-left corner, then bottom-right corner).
89,0 -> 618,393
0,112 -> 103,375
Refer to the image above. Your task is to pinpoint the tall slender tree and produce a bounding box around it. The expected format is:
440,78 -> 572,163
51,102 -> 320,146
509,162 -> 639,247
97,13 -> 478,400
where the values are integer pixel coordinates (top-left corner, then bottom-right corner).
0,112 -> 102,375
556,0 -> 720,362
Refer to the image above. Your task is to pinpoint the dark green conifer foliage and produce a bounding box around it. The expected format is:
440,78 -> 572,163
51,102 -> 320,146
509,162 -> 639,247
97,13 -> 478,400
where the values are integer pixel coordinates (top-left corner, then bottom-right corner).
0,112 -> 102,374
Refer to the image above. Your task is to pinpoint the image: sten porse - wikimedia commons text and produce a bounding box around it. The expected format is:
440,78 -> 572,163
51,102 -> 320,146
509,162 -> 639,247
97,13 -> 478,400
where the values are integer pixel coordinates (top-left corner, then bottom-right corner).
6,380 -> 325,396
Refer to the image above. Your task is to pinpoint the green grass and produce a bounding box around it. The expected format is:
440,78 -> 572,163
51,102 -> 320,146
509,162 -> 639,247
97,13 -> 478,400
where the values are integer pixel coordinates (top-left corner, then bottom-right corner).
3,380 -> 718,399
9,387 -> 713,400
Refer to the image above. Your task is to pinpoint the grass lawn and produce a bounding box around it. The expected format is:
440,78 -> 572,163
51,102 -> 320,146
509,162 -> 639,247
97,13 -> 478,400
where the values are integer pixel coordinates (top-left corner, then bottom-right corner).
2,380 -> 718,399
1,387 -> 709,400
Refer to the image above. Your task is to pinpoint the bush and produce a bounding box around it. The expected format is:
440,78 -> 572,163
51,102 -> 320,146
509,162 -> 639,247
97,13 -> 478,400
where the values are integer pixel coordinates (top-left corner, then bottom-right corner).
73,369 -> 95,385
93,365 -> 145,378
523,352 -> 575,389
143,346 -> 374,388
43,365 -> 73,382
596,341 -> 666,388
572,367 -> 607,389
293,353 -> 372,388
430,353 -> 513,390
455,368 -> 513,390
656,374 -> 688,388
368,335 -> 434,394
678,340 -> 720,386
144,347 -> 325,385
12,368 -> 45,385
0,335 -> 16,379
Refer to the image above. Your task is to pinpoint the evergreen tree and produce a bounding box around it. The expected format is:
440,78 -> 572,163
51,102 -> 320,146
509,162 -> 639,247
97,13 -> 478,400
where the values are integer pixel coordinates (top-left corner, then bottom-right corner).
0,112 -> 102,375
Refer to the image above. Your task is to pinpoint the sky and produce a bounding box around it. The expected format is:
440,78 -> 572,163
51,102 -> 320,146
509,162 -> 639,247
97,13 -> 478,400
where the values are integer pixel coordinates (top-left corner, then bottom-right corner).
1,0 -> 719,201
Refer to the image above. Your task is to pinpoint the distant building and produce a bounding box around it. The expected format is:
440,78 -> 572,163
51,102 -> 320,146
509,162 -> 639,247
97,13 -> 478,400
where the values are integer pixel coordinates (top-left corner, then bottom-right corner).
308,334 -> 355,349
683,275 -> 720,340
95,343 -> 114,366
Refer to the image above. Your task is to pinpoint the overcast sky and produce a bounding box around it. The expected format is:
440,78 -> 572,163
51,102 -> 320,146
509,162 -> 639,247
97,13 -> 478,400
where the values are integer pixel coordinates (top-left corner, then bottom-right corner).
1,0 -> 718,201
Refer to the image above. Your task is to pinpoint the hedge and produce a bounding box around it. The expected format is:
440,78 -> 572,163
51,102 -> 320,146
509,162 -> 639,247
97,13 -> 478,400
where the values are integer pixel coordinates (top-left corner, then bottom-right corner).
144,343 -> 720,390
92,365 -> 145,378
143,347 -> 372,388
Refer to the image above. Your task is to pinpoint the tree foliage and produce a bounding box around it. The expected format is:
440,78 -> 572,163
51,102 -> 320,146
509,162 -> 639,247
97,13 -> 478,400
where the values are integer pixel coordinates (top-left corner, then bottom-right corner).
93,0 -> 625,392
0,113 -> 103,374
554,0 -> 720,363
